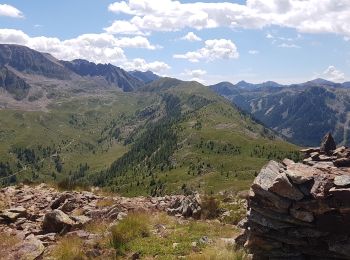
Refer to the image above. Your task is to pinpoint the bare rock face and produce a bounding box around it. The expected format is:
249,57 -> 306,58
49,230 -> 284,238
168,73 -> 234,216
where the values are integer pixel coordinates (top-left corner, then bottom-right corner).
238,135 -> 350,259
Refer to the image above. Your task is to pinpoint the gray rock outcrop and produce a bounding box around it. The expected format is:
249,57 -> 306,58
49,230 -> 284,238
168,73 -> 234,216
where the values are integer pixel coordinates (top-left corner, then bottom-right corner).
237,134 -> 350,259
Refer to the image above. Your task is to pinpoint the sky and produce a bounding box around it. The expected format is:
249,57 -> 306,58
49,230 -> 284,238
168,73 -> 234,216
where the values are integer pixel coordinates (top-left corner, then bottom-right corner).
0,0 -> 350,85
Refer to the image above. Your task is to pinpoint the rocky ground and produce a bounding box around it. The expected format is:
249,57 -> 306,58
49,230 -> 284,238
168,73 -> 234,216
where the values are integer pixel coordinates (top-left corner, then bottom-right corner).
0,183 -> 246,259
0,184 -> 207,259
237,133 -> 350,259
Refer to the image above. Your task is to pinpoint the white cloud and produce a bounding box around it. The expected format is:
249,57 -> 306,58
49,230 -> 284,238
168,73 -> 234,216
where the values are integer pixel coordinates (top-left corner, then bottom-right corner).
184,69 -> 207,78
104,20 -> 145,35
0,29 -> 159,65
181,69 -> 207,83
322,66 -> 345,82
174,39 -> 239,62
248,50 -> 259,55
266,33 -> 274,39
106,0 -> 350,38
278,43 -> 301,48
0,4 -> 23,18
181,32 -> 202,42
123,58 -> 170,73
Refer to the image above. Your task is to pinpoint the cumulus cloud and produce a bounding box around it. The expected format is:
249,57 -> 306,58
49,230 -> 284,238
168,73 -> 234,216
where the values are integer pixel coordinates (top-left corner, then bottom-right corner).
174,39 -> 239,62
0,29 -> 159,65
123,58 -> 170,73
184,69 -> 207,78
181,69 -> 207,83
181,32 -> 202,42
106,0 -> 350,38
104,20 -> 145,35
322,66 -> 345,82
0,4 -> 23,18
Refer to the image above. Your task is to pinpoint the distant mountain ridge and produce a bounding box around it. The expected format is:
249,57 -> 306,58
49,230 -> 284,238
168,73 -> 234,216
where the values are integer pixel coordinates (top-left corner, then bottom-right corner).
0,44 -> 156,101
129,70 -> 160,84
0,44 -> 73,80
211,79 -> 350,146
61,59 -> 145,92
211,78 -> 349,92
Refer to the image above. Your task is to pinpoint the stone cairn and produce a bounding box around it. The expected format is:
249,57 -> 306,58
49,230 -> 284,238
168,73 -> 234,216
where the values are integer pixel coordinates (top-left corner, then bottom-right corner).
237,133 -> 350,259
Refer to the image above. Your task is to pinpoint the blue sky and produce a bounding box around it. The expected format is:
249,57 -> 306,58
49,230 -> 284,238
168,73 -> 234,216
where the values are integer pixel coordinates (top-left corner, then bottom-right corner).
0,0 -> 349,84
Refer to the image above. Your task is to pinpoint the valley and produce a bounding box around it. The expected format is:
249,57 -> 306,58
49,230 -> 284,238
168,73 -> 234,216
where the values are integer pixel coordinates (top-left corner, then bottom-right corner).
0,44 -> 300,197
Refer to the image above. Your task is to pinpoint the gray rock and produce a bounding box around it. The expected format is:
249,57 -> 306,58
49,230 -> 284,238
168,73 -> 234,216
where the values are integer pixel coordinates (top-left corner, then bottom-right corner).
250,187 -> 291,213
334,175 -> 350,187
310,174 -> 334,199
0,207 -> 27,222
320,133 -> 336,155
167,194 -> 201,219
42,209 -> 75,233
248,209 -> 294,230
199,236 -> 212,245
253,161 -> 304,201
50,193 -> 73,210
11,235 -> 45,260
71,215 -> 91,227
285,163 -> 320,184
290,208 -> 314,223
334,158 -> 350,167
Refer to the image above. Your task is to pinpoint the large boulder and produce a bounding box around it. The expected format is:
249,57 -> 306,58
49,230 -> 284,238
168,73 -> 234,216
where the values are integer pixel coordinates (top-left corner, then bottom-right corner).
167,194 -> 201,219
42,209 -> 75,233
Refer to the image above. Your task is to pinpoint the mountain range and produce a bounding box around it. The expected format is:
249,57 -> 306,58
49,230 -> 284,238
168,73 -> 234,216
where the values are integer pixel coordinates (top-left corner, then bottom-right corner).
1,43 -> 347,149
0,44 -> 300,196
211,79 -> 350,147
0,44 -> 160,106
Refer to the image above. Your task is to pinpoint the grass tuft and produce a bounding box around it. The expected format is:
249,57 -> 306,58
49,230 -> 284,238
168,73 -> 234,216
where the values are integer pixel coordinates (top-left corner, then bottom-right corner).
189,242 -> 249,260
110,213 -> 151,255
96,198 -> 115,208
50,236 -> 85,260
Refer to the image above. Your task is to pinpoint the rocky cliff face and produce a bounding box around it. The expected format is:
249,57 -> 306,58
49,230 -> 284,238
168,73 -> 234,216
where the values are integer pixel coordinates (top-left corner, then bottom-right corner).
61,59 -> 145,92
237,134 -> 350,259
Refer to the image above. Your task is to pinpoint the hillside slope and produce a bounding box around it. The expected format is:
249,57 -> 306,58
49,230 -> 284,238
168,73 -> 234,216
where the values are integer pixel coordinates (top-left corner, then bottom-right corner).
0,77 -> 299,196
82,78 -> 299,196
0,45 -> 299,196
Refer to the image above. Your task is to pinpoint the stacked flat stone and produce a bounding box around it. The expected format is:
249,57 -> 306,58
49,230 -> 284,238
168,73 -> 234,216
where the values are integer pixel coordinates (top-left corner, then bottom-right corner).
237,134 -> 350,259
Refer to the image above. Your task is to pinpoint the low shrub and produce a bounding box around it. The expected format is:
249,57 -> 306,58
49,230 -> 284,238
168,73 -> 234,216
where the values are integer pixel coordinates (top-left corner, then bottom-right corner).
201,196 -> 221,219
